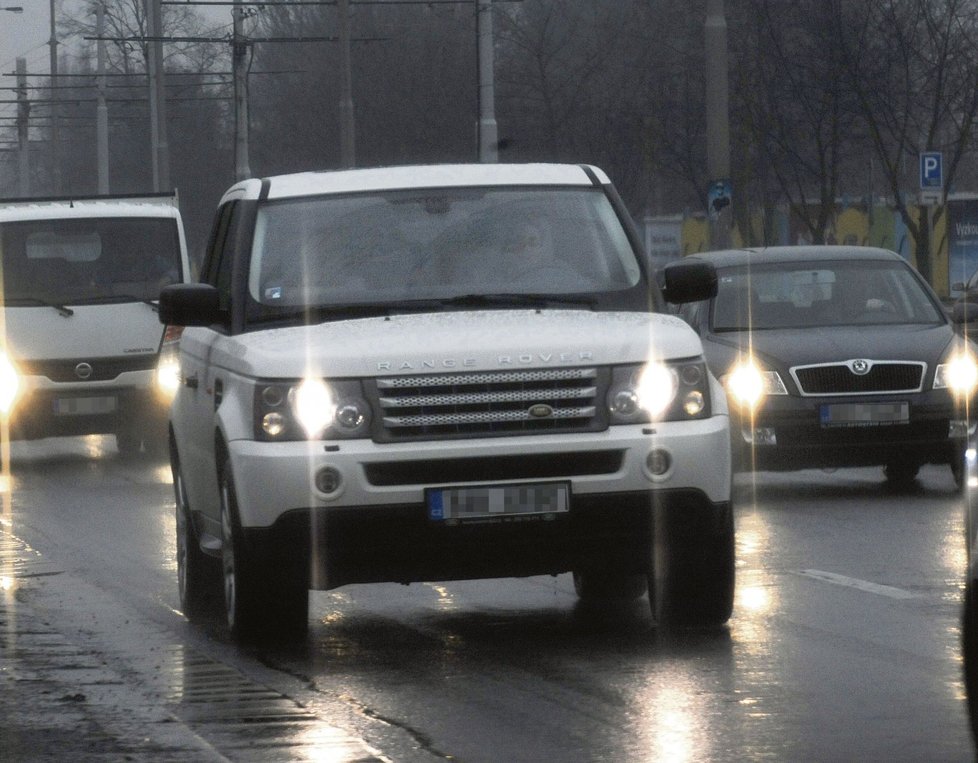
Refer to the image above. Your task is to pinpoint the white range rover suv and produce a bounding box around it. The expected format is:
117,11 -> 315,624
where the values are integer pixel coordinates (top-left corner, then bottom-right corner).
160,164 -> 733,642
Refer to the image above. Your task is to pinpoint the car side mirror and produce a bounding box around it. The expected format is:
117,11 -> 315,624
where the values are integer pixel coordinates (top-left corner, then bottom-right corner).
953,300 -> 978,325
660,260 -> 718,304
159,283 -> 225,326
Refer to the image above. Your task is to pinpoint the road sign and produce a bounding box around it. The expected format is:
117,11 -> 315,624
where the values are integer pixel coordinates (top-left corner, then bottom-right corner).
707,178 -> 731,221
920,152 -> 943,190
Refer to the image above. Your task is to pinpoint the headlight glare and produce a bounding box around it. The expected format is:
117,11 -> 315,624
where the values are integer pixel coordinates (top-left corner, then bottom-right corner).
635,363 -> 678,417
935,352 -> 978,396
608,360 -> 711,424
0,352 -> 18,414
724,359 -> 787,409
254,379 -> 371,441
291,377 -> 336,438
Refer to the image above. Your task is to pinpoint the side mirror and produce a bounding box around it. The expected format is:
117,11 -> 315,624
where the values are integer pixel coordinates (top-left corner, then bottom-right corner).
952,282 -> 966,292
660,260 -> 718,304
953,300 -> 978,325
159,283 -> 225,326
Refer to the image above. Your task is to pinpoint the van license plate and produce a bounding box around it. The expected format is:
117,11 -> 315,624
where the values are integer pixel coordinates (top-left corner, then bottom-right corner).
53,396 -> 117,416
428,482 -> 570,523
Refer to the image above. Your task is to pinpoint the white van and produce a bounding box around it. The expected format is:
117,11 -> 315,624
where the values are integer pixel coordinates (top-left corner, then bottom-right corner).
0,192 -> 191,457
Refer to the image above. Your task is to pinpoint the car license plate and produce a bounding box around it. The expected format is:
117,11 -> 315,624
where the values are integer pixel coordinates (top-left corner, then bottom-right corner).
52,395 -> 117,416
428,482 -> 570,523
819,401 -> 909,428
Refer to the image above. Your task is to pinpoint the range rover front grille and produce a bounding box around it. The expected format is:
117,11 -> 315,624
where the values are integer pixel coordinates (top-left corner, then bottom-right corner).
791,361 -> 925,396
372,368 -> 607,441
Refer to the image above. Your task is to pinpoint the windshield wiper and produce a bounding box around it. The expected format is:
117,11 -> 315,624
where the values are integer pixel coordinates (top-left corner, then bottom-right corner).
439,293 -> 597,308
5,297 -> 74,317
71,294 -> 159,311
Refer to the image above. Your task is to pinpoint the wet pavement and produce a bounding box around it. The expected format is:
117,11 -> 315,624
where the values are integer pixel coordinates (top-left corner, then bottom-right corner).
0,529 -> 384,762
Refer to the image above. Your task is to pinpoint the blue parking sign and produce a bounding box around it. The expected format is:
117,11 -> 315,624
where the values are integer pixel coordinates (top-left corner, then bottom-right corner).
920,152 -> 943,189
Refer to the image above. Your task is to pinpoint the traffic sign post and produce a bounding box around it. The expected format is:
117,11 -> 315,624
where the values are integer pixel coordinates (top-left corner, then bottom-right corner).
920,151 -> 943,205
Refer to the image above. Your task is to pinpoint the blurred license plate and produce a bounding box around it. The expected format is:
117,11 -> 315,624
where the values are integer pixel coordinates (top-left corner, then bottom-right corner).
428,482 -> 570,523
820,401 -> 908,427
53,396 -> 117,416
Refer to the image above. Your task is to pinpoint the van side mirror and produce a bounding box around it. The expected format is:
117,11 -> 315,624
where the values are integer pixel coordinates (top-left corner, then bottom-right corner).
159,283 -> 225,326
660,260 -> 718,304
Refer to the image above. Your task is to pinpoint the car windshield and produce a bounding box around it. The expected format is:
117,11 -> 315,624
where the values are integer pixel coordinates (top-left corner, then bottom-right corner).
711,259 -> 946,331
0,217 -> 182,305
246,187 -> 642,319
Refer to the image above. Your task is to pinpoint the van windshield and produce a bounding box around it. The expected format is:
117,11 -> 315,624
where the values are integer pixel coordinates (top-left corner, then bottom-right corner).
0,217 -> 182,305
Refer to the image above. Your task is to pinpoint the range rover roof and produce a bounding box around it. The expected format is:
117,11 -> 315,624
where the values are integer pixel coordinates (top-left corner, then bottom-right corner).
221,163 -> 612,203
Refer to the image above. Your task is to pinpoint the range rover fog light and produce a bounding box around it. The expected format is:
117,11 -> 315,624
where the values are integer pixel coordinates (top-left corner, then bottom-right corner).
262,412 -> 286,437
683,390 -> 705,416
314,466 -> 342,495
647,448 -> 671,477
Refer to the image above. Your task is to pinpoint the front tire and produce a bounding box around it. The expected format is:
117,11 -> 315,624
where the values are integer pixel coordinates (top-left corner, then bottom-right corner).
650,501 -> 735,628
219,457 -> 308,643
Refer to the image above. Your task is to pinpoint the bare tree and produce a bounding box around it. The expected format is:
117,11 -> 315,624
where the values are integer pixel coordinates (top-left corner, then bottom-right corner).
836,0 -> 978,282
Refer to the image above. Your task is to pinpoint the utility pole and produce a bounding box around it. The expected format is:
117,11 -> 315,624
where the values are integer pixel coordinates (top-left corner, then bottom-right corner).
49,0 -> 60,193
338,0 -> 355,168
96,1 -> 109,193
146,0 -> 170,191
16,58 -> 29,196
232,0 -> 251,179
705,0 -> 731,248
476,0 -> 497,163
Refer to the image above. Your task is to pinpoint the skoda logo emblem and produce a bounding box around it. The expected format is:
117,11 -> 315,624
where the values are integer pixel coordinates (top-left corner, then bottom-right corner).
528,403 -> 554,419
850,359 -> 871,376
74,362 -> 93,380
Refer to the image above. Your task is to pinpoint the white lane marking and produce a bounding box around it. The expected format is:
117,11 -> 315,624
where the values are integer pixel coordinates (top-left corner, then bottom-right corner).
796,569 -> 920,600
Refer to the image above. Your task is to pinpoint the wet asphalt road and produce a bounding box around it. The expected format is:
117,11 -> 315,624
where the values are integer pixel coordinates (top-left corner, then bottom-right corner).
0,435 -> 974,761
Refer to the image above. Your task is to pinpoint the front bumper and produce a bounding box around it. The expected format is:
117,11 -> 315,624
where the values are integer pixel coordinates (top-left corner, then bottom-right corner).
8,371 -> 169,440
241,488 -> 731,589
226,416 -> 732,529
731,390 -> 969,471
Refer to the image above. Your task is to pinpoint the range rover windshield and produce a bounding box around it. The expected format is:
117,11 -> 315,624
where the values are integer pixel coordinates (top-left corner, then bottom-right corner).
246,187 -> 644,323
1,217 -> 182,306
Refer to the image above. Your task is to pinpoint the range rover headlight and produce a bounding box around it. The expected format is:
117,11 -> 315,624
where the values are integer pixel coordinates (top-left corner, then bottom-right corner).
608,360 -> 711,424
935,351 -> 978,397
0,352 -> 19,415
292,378 -> 336,438
255,377 -> 371,441
723,358 -> 787,410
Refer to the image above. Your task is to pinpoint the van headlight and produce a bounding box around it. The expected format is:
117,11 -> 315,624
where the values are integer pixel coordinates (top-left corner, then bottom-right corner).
0,352 -> 19,414
255,377 -> 371,441
608,360 -> 711,423
935,351 -> 978,397
722,358 -> 787,410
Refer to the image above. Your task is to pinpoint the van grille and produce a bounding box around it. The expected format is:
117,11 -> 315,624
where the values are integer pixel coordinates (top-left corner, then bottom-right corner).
18,354 -> 158,383
372,368 -> 606,441
792,361 -> 924,395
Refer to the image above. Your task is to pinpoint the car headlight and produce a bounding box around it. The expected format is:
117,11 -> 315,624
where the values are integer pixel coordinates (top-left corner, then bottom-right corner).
155,326 -> 183,400
0,351 -> 19,415
935,351 -> 978,397
255,377 -> 371,441
722,358 -> 787,410
608,360 -> 711,424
